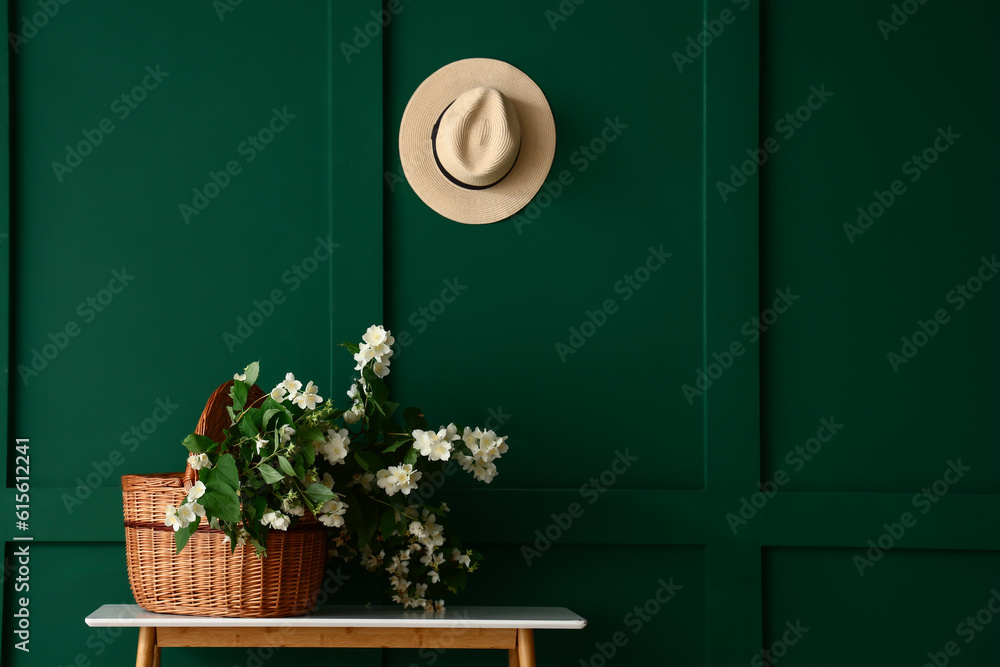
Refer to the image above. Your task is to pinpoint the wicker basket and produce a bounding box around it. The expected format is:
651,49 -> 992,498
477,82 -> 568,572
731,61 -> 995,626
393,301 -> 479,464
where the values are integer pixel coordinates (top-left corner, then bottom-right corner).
122,380 -> 328,617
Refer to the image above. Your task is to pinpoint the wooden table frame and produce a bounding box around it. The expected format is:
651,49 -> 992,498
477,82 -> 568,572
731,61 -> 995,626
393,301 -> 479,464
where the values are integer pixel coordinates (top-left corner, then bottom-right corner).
86,604 -> 585,667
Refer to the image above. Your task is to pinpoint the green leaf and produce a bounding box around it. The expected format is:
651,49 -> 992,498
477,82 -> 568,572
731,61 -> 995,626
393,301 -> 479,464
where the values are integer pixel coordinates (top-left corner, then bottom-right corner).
224,528 -> 237,554
247,470 -> 264,491
261,396 -> 289,414
227,405 -> 237,424
293,460 -> 306,479
339,341 -> 360,354
277,455 -> 296,477
403,446 -> 418,466
245,407 -> 264,428
239,415 -> 260,440
353,450 -> 371,472
174,517 -> 200,553
182,434 -> 216,454
353,450 -> 384,473
242,361 -> 260,387
304,482 -> 336,507
380,507 -> 397,536
252,495 -> 267,521
250,538 -> 266,557
231,381 -> 249,412
262,408 -> 284,430
302,439 -> 316,466
214,454 -> 240,491
296,424 -> 325,445
381,438 -> 409,454
258,464 -> 284,485
201,484 -> 240,524
382,401 -> 399,419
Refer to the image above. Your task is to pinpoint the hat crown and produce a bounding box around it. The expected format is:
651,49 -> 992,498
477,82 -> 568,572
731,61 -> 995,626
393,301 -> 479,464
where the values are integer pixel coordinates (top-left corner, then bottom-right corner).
435,87 -> 521,188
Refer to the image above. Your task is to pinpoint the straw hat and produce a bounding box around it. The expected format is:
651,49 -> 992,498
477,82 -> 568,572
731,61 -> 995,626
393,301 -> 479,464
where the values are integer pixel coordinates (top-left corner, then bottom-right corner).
398,58 -> 556,225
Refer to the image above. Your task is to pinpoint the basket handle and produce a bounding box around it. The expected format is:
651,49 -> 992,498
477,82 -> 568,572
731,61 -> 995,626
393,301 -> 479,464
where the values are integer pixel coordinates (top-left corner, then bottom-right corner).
183,380 -> 266,491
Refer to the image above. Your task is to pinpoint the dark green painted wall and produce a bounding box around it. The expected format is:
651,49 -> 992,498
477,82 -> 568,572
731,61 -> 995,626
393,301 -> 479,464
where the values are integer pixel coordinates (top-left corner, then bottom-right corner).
1,1 -> 998,666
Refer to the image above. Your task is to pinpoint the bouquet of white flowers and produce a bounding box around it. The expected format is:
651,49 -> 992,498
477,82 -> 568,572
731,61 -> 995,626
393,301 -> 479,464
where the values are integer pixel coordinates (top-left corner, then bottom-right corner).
169,325 -> 509,610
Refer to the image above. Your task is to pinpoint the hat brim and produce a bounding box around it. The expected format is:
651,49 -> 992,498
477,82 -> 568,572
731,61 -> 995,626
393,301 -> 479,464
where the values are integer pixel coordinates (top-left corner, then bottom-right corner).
399,58 -> 556,225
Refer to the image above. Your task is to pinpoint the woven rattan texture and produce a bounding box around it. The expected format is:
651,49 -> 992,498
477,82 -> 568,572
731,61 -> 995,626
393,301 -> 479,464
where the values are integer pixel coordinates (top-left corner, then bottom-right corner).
121,381 -> 328,617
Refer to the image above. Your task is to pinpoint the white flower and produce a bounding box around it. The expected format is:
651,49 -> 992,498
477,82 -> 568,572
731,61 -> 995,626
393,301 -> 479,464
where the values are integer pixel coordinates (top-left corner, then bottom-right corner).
360,545 -> 382,571
372,359 -> 390,378
388,554 -> 410,576
223,528 -> 250,547
343,405 -> 363,424
363,325 -> 388,347
429,432 -> 453,461
261,511 -> 290,531
270,385 -> 287,402
440,502 -> 450,513
420,549 -> 442,566
164,505 -> 186,531
413,428 -> 454,462
320,472 -> 335,490
376,464 -> 421,496
187,453 -> 212,470
233,372 -> 246,381
278,424 -> 296,443
355,326 -> 395,370
412,429 -> 434,454
422,514 -> 445,548
188,502 -> 206,517
350,471 -> 374,492
186,480 -> 207,501
471,459 -> 498,484
455,453 -> 475,473
362,325 -> 394,358
293,381 -> 322,410
318,497 -> 348,527
280,372 -> 302,398
409,520 -> 427,539
461,426 -> 508,465
177,504 -> 197,525
254,435 -> 269,455
353,344 -> 376,370
282,498 -> 305,516
428,570 -> 440,584
452,548 -> 472,568
323,428 -> 350,465
347,383 -> 360,400
414,582 -> 428,598
376,469 -> 396,495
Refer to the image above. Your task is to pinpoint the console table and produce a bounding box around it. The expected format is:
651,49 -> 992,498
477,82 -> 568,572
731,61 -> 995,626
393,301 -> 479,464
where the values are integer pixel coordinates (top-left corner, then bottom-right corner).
85,604 -> 587,667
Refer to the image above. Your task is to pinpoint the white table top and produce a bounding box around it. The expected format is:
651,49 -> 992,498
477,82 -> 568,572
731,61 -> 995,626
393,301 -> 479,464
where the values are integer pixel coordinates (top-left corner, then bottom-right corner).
86,604 -> 586,630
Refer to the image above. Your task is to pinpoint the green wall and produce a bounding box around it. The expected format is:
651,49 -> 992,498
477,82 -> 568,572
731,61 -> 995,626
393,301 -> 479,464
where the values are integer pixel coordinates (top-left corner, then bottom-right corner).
2,1 -> 998,666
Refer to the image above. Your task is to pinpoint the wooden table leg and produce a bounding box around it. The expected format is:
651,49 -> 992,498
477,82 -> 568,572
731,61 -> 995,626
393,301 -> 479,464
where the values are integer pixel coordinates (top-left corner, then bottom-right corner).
517,628 -> 536,667
136,627 -> 157,667
510,645 -> 521,667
